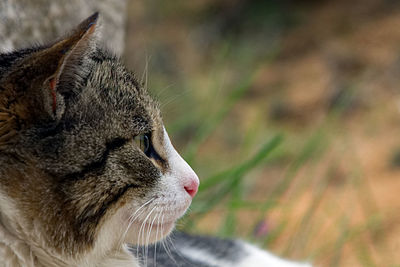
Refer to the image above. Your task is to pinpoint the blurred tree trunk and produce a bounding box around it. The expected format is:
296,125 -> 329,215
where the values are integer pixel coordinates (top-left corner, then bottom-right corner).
0,0 -> 127,55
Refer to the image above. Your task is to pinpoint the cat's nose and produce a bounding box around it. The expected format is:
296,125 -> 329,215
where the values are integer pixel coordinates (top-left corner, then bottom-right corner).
184,176 -> 199,198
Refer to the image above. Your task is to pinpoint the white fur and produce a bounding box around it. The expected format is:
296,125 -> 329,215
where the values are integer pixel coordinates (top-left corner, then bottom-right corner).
237,243 -> 311,267
179,242 -> 311,267
153,127 -> 199,210
161,127 -> 200,191
180,246 -> 233,266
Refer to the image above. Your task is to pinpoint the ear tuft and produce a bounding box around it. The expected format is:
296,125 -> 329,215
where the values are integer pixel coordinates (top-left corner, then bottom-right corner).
79,12 -> 99,33
61,11 -> 99,53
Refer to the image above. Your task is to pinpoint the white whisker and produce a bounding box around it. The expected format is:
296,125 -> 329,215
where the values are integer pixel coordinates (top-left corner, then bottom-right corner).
160,88 -> 193,110
166,234 -> 180,258
145,209 -> 158,266
160,214 -> 177,265
155,84 -> 174,101
154,211 -> 161,267
137,205 -> 156,264
120,198 -> 155,245
141,53 -> 151,90
167,233 -> 195,267
139,205 -> 156,267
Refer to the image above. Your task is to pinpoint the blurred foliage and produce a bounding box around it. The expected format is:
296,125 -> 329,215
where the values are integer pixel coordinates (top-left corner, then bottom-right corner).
125,0 -> 400,266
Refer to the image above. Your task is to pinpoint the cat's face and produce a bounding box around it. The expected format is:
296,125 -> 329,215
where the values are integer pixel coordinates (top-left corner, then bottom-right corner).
0,13 -> 198,261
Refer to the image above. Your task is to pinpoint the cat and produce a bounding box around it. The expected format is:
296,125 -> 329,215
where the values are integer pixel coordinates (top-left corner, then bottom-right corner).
0,13 -> 311,267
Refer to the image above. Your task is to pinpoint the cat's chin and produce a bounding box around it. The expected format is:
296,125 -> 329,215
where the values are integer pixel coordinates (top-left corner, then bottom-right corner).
115,193 -> 192,246
118,202 -> 190,245
122,219 -> 176,245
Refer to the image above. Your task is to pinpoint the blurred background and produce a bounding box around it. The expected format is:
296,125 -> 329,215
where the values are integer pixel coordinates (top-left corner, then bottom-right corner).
125,0 -> 400,266
2,0 -> 399,266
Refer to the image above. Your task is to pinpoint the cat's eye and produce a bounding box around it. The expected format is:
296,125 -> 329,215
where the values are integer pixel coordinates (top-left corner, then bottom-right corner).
134,132 -> 164,163
134,134 -> 150,155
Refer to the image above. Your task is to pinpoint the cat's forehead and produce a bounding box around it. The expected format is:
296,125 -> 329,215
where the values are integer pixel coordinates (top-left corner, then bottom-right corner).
79,51 -> 162,133
89,52 -> 147,100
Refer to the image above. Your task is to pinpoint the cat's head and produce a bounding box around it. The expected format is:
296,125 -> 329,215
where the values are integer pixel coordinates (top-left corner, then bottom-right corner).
0,13 -> 199,262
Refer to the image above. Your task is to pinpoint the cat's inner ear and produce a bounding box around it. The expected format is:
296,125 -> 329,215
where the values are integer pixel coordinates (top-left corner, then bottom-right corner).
1,12 -> 99,123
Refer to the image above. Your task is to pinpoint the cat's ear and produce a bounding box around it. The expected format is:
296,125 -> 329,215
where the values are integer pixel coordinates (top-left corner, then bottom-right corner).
0,12 -> 99,124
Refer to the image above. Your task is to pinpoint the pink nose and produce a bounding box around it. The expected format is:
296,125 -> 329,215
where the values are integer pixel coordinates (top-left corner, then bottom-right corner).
184,179 -> 199,198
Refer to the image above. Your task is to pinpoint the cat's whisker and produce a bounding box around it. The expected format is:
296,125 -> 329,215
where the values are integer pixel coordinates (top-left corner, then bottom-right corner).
166,234 -> 181,259
165,235 -> 174,258
137,213 -> 147,262
154,211 -> 161,267
128,198 -> 153,218
128,198 -> 155,226
138,206 -> 156,266
154,84 -> 174,102
166,233 -> 180,262
145,225 -> 150,266
120,213 -> 140,246
130,198 -> 155,219
160,88 -> 193,110
137,218 -> 145,263
140,53 -> 151,90
138,224 -> 144,265
169,233 -> 187,264
162,238 -> 175,264
145,209 -> 159,267
128,207 -> 147,227
119,198 -> 155,245
160,214 -> 178,266
167,232 -> 196,267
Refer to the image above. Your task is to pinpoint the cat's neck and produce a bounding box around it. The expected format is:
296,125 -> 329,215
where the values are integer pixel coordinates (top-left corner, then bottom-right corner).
0,220 -> 139,267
